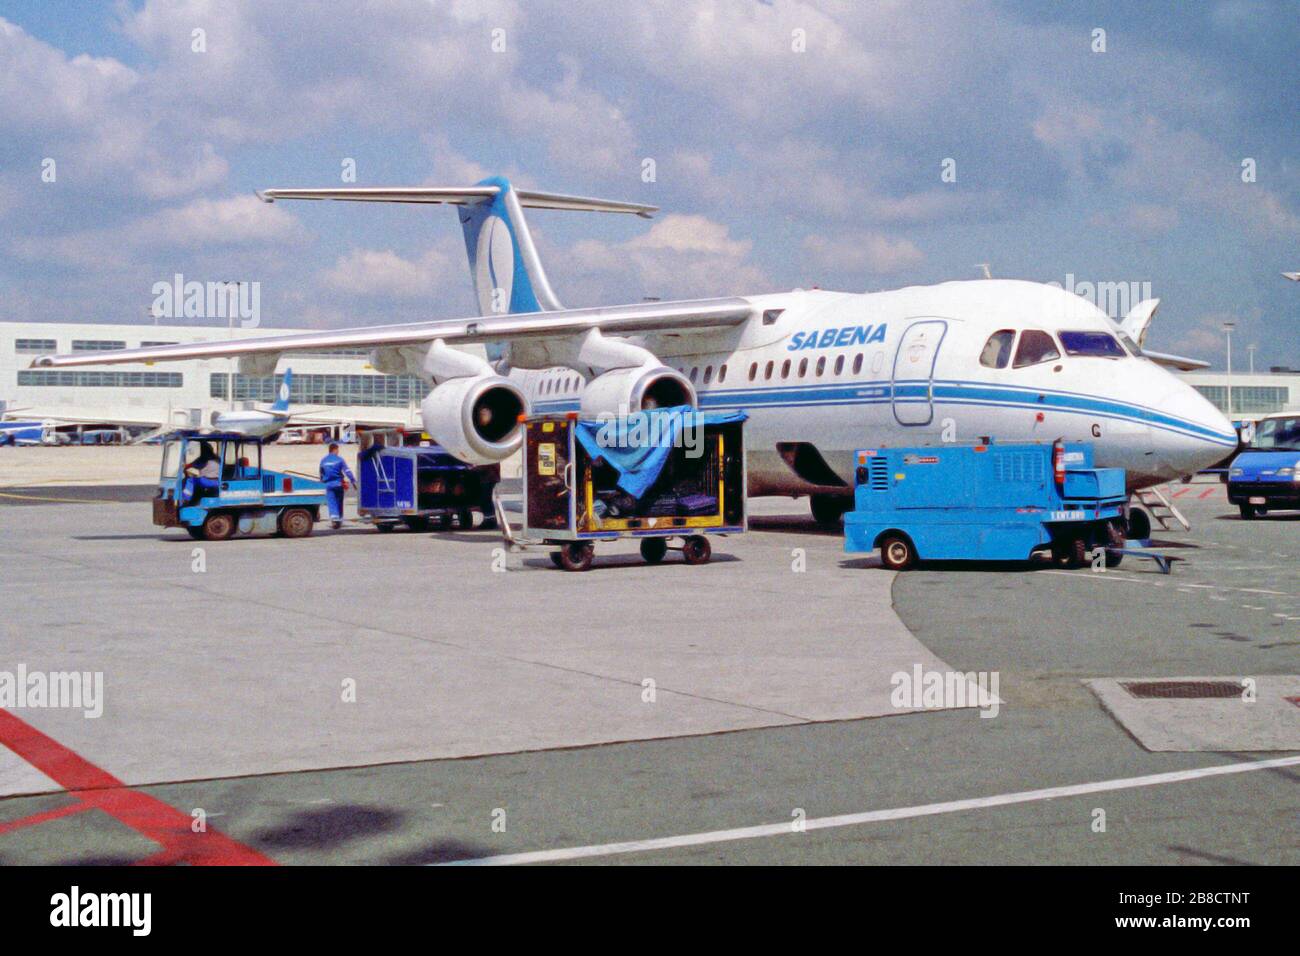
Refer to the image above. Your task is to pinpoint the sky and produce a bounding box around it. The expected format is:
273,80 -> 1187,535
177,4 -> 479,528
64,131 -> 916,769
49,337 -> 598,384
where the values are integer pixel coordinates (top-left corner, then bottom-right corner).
1,0 -> 1297,368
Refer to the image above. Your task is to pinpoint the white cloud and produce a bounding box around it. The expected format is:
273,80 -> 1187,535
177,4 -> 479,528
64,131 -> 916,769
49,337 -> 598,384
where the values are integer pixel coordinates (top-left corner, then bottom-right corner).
321,242 -> 458,299
802,231 -> 924,275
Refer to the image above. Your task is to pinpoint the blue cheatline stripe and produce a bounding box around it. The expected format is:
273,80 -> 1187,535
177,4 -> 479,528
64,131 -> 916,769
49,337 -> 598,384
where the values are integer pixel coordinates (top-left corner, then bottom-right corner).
527,380 -> 1236,447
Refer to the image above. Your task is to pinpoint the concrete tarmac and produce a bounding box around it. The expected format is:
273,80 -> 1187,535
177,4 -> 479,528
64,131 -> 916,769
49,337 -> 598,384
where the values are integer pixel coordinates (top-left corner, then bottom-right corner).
0,468 -> 1295,865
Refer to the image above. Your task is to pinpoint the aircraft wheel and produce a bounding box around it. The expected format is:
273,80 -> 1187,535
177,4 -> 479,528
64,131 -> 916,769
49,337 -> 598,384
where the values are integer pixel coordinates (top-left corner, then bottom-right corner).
640,537 -> 669,564
1126,507 -> 1152,540
879,534 -> 916,571
558,542 -> 594,572
810,494 -> 850,526
681,535 -> 712,566
279,508 -> 314,539
201,512 -> 237,541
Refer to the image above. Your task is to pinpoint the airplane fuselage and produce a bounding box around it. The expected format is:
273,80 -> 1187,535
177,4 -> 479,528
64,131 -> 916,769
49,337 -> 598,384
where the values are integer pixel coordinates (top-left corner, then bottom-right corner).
520,280 -> 1236,495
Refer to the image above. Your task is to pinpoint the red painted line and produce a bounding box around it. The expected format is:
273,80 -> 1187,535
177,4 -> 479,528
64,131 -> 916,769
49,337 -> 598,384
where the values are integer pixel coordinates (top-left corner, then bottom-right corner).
1198,488 -> 1216,499
1171,488 -> 1190,498
0,709 -> 275,866
0,801 -> 91,835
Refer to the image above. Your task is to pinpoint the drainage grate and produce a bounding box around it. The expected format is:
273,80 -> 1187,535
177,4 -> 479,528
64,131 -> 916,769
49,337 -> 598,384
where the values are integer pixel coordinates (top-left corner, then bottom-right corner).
1121,680 -> 1243,700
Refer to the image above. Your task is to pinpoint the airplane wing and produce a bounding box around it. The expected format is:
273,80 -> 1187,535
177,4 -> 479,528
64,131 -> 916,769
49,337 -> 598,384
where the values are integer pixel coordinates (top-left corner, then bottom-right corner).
30,298 -> 754,369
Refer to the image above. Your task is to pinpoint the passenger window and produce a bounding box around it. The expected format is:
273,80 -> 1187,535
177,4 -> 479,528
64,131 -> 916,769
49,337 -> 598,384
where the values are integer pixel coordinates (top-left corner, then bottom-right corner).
780,359 -> 791,379
815,356 -> 826,377
834,355 -> 845,375
980,330 -> 1016,369
703,365 -> 713,385
764,361 -> 774,380
852,354 -> 863,375
798,358 -> 808,377
748,362 -> 757,381
1012,330 -> 1061,368
719,364 -> 727,383
689,367 -> 698,383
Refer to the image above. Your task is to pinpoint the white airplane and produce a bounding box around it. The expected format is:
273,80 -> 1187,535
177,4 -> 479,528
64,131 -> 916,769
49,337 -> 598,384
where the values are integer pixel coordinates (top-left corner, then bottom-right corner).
32,176 -> 1236,525
209,367 -> 297,438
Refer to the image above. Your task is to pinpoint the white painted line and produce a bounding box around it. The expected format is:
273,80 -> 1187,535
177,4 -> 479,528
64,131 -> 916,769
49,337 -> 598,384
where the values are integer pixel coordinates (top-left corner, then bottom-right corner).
437,755 -> 1300,866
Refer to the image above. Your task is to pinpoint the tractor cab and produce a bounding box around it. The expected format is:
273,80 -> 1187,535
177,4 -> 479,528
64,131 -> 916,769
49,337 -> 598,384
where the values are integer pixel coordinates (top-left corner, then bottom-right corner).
153,431 -> 328,540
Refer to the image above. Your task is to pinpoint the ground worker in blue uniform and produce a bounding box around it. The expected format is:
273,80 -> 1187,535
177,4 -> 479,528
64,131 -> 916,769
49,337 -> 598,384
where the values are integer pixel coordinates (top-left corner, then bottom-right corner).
319,442 -> 357,529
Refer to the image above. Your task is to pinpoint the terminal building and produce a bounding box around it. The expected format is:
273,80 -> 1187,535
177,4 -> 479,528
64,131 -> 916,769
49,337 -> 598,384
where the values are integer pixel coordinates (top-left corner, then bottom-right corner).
0,321 -> 427,438
1177,369 -> 1300,420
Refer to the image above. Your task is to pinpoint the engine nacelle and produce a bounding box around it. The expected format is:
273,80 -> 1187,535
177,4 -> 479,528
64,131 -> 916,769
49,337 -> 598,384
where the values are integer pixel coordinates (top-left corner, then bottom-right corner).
420,374 -> 527,464
578,364 -> 697,418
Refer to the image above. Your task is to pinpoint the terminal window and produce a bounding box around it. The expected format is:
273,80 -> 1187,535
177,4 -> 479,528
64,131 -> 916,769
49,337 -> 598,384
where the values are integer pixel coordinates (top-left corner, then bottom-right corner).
139,341 -> 178,348
19,370 -> 183,388
1192,384 -> 1289,415
210,372 -> 430,407
14,338 -> 57,353
71,339 -> 127,351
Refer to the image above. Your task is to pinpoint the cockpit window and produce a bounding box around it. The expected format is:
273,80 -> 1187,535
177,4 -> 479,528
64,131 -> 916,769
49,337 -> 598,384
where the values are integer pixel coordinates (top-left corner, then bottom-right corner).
979,329 -> 1015,369
1116,332 -> 1143,357
1251,416 -> 1300,452
1059,330 -> 1125,358
1012,330 -> 1061,368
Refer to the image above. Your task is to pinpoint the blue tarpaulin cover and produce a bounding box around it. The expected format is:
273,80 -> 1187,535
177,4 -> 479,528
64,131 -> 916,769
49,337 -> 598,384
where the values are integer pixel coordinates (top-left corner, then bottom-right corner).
573,406 -> 746,499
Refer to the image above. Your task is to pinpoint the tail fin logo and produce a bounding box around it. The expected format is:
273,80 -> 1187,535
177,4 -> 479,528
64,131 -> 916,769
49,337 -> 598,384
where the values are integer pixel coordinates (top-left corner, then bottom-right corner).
475,214 -> 515,315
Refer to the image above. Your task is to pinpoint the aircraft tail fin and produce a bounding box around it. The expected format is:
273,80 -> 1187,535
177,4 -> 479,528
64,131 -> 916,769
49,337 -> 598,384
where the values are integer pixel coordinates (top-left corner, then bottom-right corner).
271,368 -> 293,413
258,178 -> 656,317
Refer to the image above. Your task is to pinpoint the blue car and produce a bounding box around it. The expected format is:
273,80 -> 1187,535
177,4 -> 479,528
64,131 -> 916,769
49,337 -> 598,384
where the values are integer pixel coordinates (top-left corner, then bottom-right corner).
1227,413 -> 1300,519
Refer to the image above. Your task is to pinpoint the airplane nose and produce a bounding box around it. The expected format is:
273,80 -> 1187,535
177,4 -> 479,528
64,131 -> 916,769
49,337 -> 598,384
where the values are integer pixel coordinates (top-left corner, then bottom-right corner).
1154,382 -> 1238,478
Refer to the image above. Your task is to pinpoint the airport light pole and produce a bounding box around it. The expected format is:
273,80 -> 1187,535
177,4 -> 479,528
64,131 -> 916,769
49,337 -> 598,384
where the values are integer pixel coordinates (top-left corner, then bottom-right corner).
1247,343 -> 1256,375
1222,321 -> 1235,420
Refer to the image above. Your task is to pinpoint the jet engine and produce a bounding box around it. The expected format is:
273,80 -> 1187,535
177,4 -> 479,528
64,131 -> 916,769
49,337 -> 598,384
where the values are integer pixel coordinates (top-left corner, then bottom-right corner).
579,364 -> 696,418
420,374 -> 527,464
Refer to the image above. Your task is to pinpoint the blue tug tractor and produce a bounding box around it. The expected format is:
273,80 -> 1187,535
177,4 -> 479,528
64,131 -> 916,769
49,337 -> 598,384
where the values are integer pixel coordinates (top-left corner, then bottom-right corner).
153,431 -> 330,541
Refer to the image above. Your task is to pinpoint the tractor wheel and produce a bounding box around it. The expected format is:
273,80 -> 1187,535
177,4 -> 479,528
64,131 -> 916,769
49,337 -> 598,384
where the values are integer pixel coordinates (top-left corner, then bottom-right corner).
681,535 -> 712,566
375,521 -> 397,533
402,516 -> 432,532
1104,521 -> 1125,568
279,508 -> 314,539
549,551 -> 565,568
1238,503 -> 1259,520
456,508 -> 475,530
201,512 -> 237,541
640,537 -> 669,564
557,542 -> 594,572
879,533 -> 916,571
185,525 -> 206,540
1052,536 -> 1088,568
